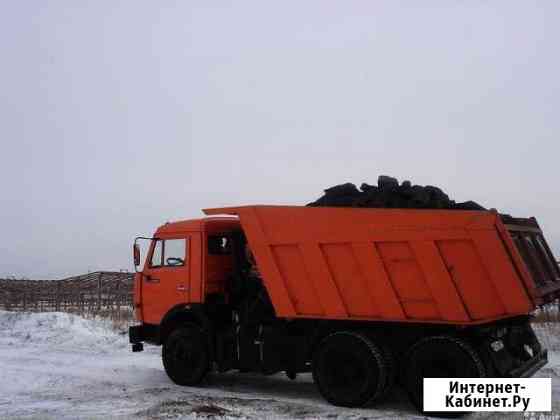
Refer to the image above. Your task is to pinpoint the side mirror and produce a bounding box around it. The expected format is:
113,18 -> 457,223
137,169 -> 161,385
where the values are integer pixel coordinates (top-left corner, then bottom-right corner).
134,236 -> 155,273
133,243 -> 141,267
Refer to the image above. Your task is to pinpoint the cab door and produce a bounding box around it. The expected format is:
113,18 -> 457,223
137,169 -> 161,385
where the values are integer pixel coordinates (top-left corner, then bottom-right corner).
141,236 -> 190,324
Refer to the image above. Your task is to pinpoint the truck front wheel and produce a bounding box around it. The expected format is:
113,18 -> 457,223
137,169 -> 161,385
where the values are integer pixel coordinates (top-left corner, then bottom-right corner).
312,331 -> 388,407
162,325 -> 209,386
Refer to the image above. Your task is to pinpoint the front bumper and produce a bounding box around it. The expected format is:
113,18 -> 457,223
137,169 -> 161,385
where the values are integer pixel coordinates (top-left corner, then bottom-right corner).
129,323 -> 160,352
129,325 -> 145,352
129,325 -> 145,344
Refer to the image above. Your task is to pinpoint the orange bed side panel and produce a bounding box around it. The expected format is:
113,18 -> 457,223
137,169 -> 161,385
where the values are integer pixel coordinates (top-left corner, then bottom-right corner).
204,206 -> 534,324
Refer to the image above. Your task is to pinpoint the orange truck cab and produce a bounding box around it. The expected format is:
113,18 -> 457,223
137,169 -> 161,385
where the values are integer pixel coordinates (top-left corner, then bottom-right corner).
129,206 -> 559,414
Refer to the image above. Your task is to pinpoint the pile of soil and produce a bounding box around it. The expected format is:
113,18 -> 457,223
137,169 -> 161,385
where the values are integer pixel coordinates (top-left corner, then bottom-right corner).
307,175 -> 486,210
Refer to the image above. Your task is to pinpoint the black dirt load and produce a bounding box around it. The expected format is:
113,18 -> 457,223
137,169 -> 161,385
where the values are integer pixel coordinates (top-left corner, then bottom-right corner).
307,175 -> 486,210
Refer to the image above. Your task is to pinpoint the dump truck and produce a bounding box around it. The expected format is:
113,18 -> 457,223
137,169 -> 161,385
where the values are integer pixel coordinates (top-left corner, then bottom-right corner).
129,205 -> 559,413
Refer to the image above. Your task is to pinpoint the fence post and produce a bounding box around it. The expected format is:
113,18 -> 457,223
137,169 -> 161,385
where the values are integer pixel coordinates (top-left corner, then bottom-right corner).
97,273 -> 103,313
116,278 -> 121,321
55,282 -> 60,311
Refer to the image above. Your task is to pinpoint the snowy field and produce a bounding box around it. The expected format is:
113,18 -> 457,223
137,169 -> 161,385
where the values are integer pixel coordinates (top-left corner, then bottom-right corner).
0,311 -> 559,420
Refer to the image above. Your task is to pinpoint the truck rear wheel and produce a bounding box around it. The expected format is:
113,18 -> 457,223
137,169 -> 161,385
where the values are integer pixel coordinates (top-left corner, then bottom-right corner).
312,331 -> 387,407
403,335 -> 486,416
162,325 -> 209,386
378,343 -> 397,399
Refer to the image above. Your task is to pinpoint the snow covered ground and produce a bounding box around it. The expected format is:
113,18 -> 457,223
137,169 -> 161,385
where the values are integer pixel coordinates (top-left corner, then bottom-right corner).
0,311 -> 558,420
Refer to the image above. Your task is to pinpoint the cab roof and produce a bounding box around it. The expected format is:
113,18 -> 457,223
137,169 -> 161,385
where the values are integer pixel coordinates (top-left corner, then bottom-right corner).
155,216 -> 240,236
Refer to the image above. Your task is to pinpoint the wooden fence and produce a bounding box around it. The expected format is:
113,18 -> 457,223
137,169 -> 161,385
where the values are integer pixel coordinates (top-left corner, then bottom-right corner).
0,271 -> 134,321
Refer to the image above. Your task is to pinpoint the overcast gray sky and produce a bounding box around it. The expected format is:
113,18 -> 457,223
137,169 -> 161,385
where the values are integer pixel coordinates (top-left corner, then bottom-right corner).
1,1 -> 559,279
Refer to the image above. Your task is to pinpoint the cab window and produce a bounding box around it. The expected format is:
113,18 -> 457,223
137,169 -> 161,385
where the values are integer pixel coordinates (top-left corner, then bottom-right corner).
208,235 -> 231,255
150,239 -> 186,268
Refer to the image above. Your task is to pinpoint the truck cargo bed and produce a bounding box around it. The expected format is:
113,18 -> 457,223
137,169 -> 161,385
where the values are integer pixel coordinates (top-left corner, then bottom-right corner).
204,206 -> 560,325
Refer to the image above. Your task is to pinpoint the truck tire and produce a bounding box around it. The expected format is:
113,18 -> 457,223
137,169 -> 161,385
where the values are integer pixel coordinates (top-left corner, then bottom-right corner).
312,331 -> 388,407
403,335 -> 486,417
162,325 -> 209,386
378,343 -> 397,399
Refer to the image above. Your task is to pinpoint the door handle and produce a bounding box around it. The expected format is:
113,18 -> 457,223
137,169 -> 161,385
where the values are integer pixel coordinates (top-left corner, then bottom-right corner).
144,275 -> 160,284
177,284 -> 187,291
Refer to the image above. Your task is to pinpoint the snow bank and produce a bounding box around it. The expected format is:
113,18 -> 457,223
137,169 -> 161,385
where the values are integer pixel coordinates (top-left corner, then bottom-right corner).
0,311 -> 558,419
0,310 -> 129,352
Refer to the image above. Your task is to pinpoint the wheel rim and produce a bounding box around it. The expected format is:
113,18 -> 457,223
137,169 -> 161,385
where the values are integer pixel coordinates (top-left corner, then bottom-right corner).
421,359 -> 458,378
320,345 -> 374,399
170,338 -> 201,374
407,337 -> 484,413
